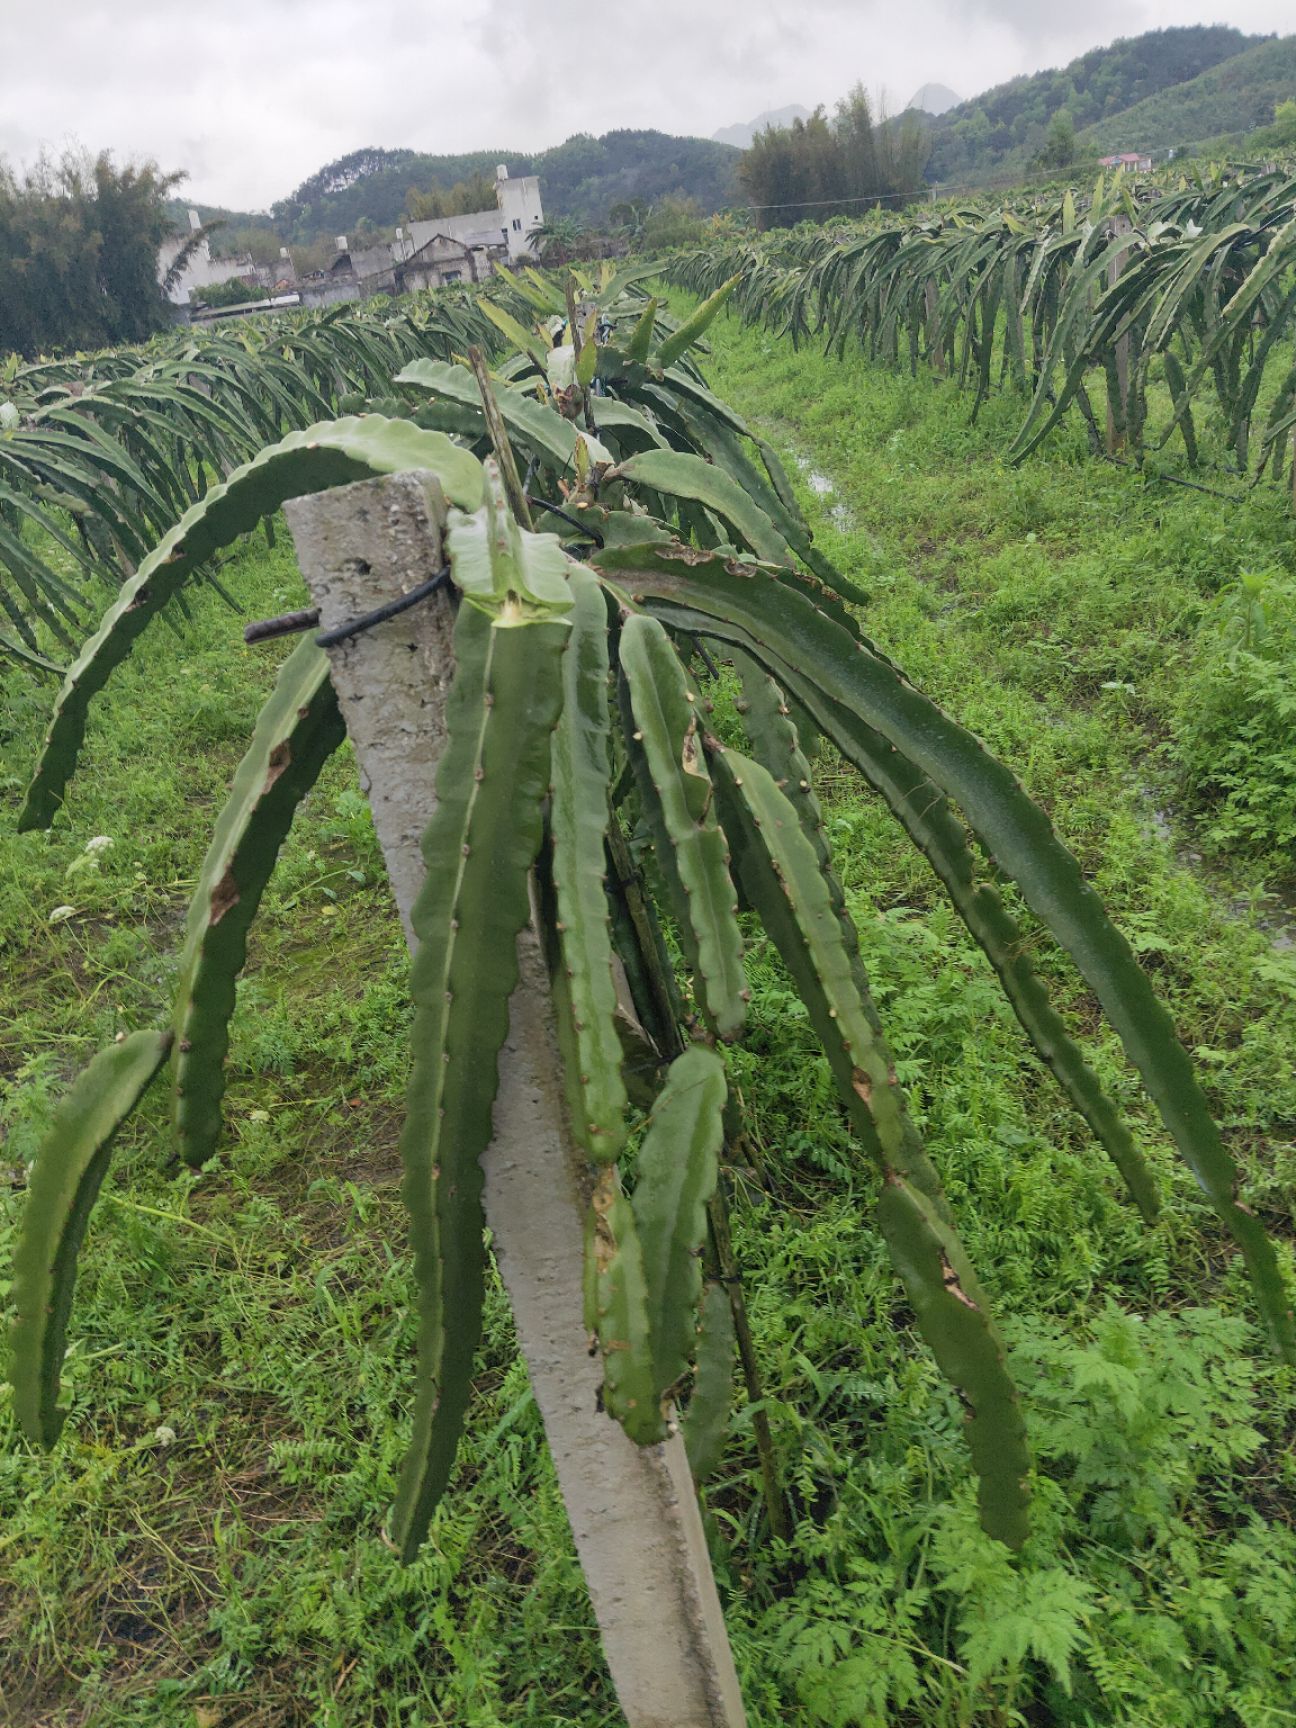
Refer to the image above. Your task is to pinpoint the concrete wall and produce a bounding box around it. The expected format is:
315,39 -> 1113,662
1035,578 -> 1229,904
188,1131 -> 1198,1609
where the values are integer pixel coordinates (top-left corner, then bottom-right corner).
157,230 -> 255,307
497,174 -> 544,261
299,276 -> 363,309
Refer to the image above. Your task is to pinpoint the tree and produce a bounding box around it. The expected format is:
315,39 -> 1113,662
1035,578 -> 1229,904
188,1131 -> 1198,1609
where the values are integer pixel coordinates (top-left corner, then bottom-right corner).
190,277 -> 267,309
608,200 -> 650,244
1252,97 -> 1296,151
640,194 -> 706,249
1039,110 -> 1078,170
528,215 -> 597,265
836,84 -> 880,202
0,149 -> 185,357
405,171 -> 499,224
740,90 -> 928,229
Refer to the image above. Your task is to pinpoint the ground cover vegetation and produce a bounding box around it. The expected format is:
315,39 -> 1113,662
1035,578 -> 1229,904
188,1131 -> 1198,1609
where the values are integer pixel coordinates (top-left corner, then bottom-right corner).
0,256 -> 1293,1724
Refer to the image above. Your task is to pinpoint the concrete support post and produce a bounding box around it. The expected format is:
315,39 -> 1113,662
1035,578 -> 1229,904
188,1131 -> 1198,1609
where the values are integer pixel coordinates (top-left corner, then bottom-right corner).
1106,215 -> 1133,456
924,278 -> 945,375
284,472 -> 747,1728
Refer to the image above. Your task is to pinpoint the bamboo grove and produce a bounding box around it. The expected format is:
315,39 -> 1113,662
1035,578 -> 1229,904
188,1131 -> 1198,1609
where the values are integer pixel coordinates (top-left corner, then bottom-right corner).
663,163 -> 1296,489
8,264 -> 1293,1584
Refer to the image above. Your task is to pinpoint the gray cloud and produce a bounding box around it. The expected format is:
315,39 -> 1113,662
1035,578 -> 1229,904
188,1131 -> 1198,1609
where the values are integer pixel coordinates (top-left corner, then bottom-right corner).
1,0 -> 1290,208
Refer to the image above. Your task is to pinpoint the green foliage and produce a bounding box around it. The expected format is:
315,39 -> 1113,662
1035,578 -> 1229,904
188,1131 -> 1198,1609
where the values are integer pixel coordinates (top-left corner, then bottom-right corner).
2,289 -> 1296,1724
0,149 -> 184,358
639,195 -> 708,250
190,276 -> 267,309
252,131 -> 740,248
0,288 -> 507,657
926,25 -> 1266,183
171,636 -> 345,1168
392,514 -> 569,1556
597,1046 -> 726,1442
740,92 -> 929,230
665,165 -> 1296,489
1172,569 -> 1296,856
548,564 -> 627,1163
1076,34 -> 1296,161
9,1028 -> 173,1445
681,1282 -> 736,1480
1037,110 -> 1078,171
405,170 -> 498,222
17,415 -> 483,829
1267,98 -> 1296,147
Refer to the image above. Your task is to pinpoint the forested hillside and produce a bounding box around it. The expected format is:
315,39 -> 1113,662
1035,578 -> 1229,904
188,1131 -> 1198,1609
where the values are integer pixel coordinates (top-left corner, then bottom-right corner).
925,25 -> 1266,181
181,130 -> 740,250
1077,33 -> 1296,156
148,25 -> 1296,261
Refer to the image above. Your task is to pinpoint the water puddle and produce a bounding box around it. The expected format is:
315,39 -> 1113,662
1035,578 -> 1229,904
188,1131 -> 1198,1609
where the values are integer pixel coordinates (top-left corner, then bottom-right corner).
1133,779 -> 1294,954
790,451 -> 856,531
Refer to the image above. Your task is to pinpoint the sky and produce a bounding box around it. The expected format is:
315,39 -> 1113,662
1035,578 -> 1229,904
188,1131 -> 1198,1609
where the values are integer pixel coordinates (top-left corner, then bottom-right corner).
0,0 -> 1291,211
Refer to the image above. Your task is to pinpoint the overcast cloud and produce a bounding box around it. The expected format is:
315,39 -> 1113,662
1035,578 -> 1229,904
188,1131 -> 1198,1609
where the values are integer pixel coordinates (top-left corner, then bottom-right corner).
0,0 -> 1290,209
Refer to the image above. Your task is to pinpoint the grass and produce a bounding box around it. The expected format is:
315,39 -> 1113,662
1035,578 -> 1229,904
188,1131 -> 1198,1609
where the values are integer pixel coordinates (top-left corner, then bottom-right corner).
1,307 -> 1295,1725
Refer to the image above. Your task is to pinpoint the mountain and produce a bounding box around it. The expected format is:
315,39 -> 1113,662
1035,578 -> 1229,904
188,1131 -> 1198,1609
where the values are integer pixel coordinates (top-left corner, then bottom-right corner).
178,131 -> 742,251
713,106 -> 811,149
905,84 -> 960,117
922,24 -> 1267,183
1076,33 -> 1296,157
165,26 -> 1295,254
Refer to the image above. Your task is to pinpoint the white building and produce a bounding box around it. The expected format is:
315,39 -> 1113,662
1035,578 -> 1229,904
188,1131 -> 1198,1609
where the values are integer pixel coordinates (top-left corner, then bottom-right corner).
157,210 -> 255,307
402,165 -> 544,268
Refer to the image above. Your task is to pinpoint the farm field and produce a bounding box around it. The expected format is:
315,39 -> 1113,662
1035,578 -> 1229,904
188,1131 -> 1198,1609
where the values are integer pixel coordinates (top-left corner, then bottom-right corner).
2,287 -> 1296,1728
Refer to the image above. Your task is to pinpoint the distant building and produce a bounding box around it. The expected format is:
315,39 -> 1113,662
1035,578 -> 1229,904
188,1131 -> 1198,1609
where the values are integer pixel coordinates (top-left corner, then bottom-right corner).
157,210 -> 256,307
1098,152 -> 1154,173
394,233 -> 483,293
167,166 -> 545,320
401,165 -> 544,277
300,166 -> 545,309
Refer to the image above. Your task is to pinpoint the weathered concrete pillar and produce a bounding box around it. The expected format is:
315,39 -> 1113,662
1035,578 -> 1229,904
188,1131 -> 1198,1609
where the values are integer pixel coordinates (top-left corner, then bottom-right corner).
285,472 -> 747,1728
1106,214 -> 1133,456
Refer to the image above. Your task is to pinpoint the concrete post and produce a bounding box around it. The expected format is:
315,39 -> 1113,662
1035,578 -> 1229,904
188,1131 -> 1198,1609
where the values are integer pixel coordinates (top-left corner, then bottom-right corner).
924,278 -> 945,375
284,473 -> 747,1728
1106,215 -> 1133,456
